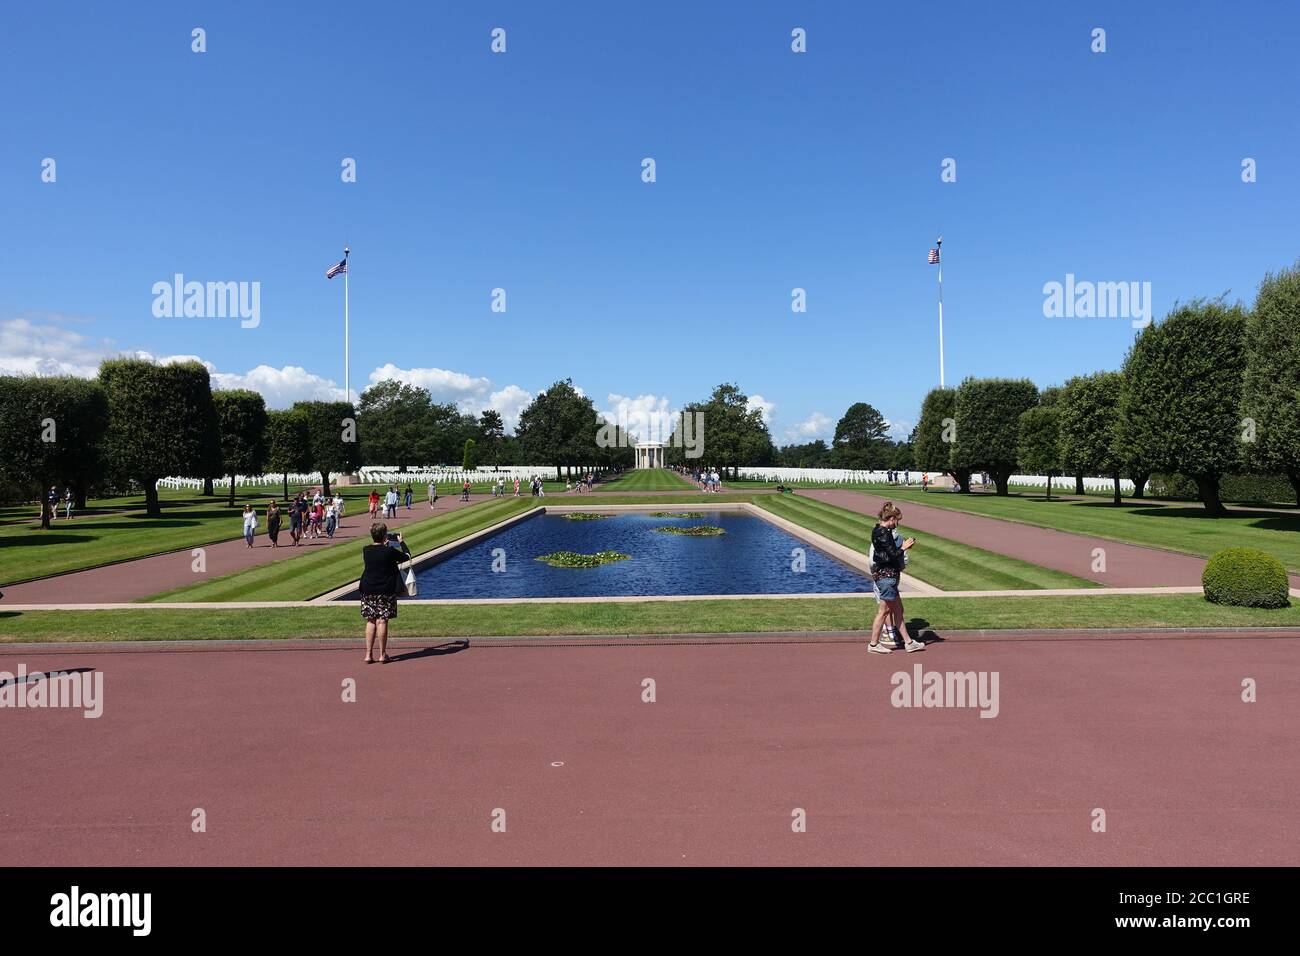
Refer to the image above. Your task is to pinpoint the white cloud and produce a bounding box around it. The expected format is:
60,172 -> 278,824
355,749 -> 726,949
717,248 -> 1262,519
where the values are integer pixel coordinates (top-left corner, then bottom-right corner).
488,384 -> 533,432
785,411 -> 834,442
885,418 -> 914,440
368,363 -> 492,407
368,363 -> 534,431
747,394 -> 776,424
0,316 -> 116,377
600,392 -> 677,443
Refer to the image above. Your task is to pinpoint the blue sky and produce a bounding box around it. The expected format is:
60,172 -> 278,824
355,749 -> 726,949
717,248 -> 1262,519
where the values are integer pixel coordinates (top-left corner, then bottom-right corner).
2,1 -> 1296,442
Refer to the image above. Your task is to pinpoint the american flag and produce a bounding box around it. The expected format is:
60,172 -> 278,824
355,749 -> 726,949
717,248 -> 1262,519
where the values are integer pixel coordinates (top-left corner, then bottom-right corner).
325,258 -> 347,279
928,247 -> 940,264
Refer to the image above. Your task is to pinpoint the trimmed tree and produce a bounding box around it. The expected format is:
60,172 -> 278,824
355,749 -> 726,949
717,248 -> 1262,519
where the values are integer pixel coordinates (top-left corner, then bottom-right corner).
1242,261 -> 1300,505
951,378 -> 1040,496
100,358 -> 221,517
478,409 -> 505,469
0,376 -> 109,528
1121,299 -> 1247,515
462,437 -> 477,470
213,390 -> 269,505
912,387 -> 969,491
1017,405 -> 1062,499
265,408 -> 312,501
1059,371 -> 1126,504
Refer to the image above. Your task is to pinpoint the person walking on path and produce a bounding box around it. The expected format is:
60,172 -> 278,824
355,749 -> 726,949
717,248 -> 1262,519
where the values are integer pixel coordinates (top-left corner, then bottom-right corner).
404,484 -> 413,510
514,477 -> 521,497
359,522 -> 411,664
368,489 -> 380,518
267,501 -> 281,548
325,498 -> 337,538
242,504 -> 258,548
385,486 -> 399,519
867,502 -> 924,654
428,480 -> 438,509
63,488 -> 74,520
288,494 -> 302,545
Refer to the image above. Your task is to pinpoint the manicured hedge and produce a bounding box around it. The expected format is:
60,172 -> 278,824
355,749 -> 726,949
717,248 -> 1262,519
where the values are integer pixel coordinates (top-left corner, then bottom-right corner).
1150,473 -> 1297,505
1202,547 -> 1290,608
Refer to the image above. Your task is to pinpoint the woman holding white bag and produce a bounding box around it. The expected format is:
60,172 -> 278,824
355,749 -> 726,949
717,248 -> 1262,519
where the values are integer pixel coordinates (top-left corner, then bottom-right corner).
358,522 -> 414,664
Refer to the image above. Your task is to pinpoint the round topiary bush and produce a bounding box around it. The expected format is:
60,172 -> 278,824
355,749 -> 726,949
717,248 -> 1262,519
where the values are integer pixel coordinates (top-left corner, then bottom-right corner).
1202,547 -> 1291,608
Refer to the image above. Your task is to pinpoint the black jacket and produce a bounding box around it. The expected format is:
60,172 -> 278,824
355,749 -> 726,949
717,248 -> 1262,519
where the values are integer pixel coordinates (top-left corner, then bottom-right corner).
870,524 -> 905,575
359,543 -> 408,596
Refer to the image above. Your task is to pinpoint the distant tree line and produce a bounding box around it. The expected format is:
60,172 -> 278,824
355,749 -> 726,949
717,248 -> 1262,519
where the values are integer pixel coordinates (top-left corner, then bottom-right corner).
3,262 -> 1296,522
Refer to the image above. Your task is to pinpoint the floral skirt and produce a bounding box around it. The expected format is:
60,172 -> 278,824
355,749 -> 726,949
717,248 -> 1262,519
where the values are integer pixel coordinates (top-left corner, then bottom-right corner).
360,594 -> 398,621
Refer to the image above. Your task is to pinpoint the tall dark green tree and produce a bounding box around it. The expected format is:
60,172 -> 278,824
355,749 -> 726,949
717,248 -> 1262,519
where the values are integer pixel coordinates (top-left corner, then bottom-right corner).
356,379 -> 436,470
212,390 -> 269,505
832,402 -> 889,469
951,378 -> 1040,496
1242,262 -> 1300,505
264,408 -> 312,500
478,409 -> 506,468
666,383 -> 774,477
292,400 -> 360,496
0,376 -> 109,528
1121,299 -> 1247,514
515,379 -> 599,481
100,358 -> 221,517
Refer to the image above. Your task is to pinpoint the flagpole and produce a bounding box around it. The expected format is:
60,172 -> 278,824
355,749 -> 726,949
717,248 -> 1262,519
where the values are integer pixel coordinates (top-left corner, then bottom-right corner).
936,236 -> 945,388
343,246 -> 350,405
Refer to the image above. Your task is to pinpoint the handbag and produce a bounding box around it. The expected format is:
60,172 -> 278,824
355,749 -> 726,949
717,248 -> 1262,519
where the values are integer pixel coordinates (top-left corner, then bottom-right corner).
404,565 -> 418,597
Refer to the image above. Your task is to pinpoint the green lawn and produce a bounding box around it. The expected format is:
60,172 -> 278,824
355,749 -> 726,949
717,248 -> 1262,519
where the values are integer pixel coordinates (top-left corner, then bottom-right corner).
853,489 -> 1300,573
0,481 -> 579,587
753,494 -> 1095,591
595,469 -> 694,491
0,488 -> 361,587
3,593 -> 1297,643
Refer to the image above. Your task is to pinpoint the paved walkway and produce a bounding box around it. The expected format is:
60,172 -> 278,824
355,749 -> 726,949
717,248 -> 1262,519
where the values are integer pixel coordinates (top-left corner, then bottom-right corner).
0,496 -> 486,605
801,489 -> 1300,589
3,631 -> 1295,866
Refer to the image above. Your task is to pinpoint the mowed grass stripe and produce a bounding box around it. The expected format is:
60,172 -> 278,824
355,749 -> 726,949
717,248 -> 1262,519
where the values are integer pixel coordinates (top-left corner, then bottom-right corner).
754,495 -> 1096,592
855,489 -> 1300,573
144,497 -> 533,603
596,469 -> 694,491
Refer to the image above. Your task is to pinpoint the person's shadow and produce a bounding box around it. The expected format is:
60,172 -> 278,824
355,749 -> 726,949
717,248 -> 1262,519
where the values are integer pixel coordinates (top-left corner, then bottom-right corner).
904,617 -> 944,645
387,640 -> 470,663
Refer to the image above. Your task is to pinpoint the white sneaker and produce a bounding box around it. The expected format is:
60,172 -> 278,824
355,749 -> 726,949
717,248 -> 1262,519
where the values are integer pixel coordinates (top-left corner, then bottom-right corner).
903,640 -> 925,653
867,642 -> 893,654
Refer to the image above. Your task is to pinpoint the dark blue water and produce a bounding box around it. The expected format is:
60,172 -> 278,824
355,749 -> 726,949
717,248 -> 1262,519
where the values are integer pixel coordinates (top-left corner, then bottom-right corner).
410,510 -> 873,599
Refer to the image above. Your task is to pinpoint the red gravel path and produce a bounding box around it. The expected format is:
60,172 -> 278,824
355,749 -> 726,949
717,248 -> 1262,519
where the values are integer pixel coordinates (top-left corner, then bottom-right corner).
0,497 -> 483,605
803,489 -> 1218,587
2,633 -> 1295,866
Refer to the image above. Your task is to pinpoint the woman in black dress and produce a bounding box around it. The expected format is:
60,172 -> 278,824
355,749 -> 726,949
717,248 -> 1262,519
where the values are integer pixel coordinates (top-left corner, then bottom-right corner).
359,522 -> 411,664
267,501 -> 281,548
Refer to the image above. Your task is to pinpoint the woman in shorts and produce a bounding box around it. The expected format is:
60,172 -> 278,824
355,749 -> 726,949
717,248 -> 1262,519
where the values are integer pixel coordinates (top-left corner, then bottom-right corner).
867,502 -> 925,654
